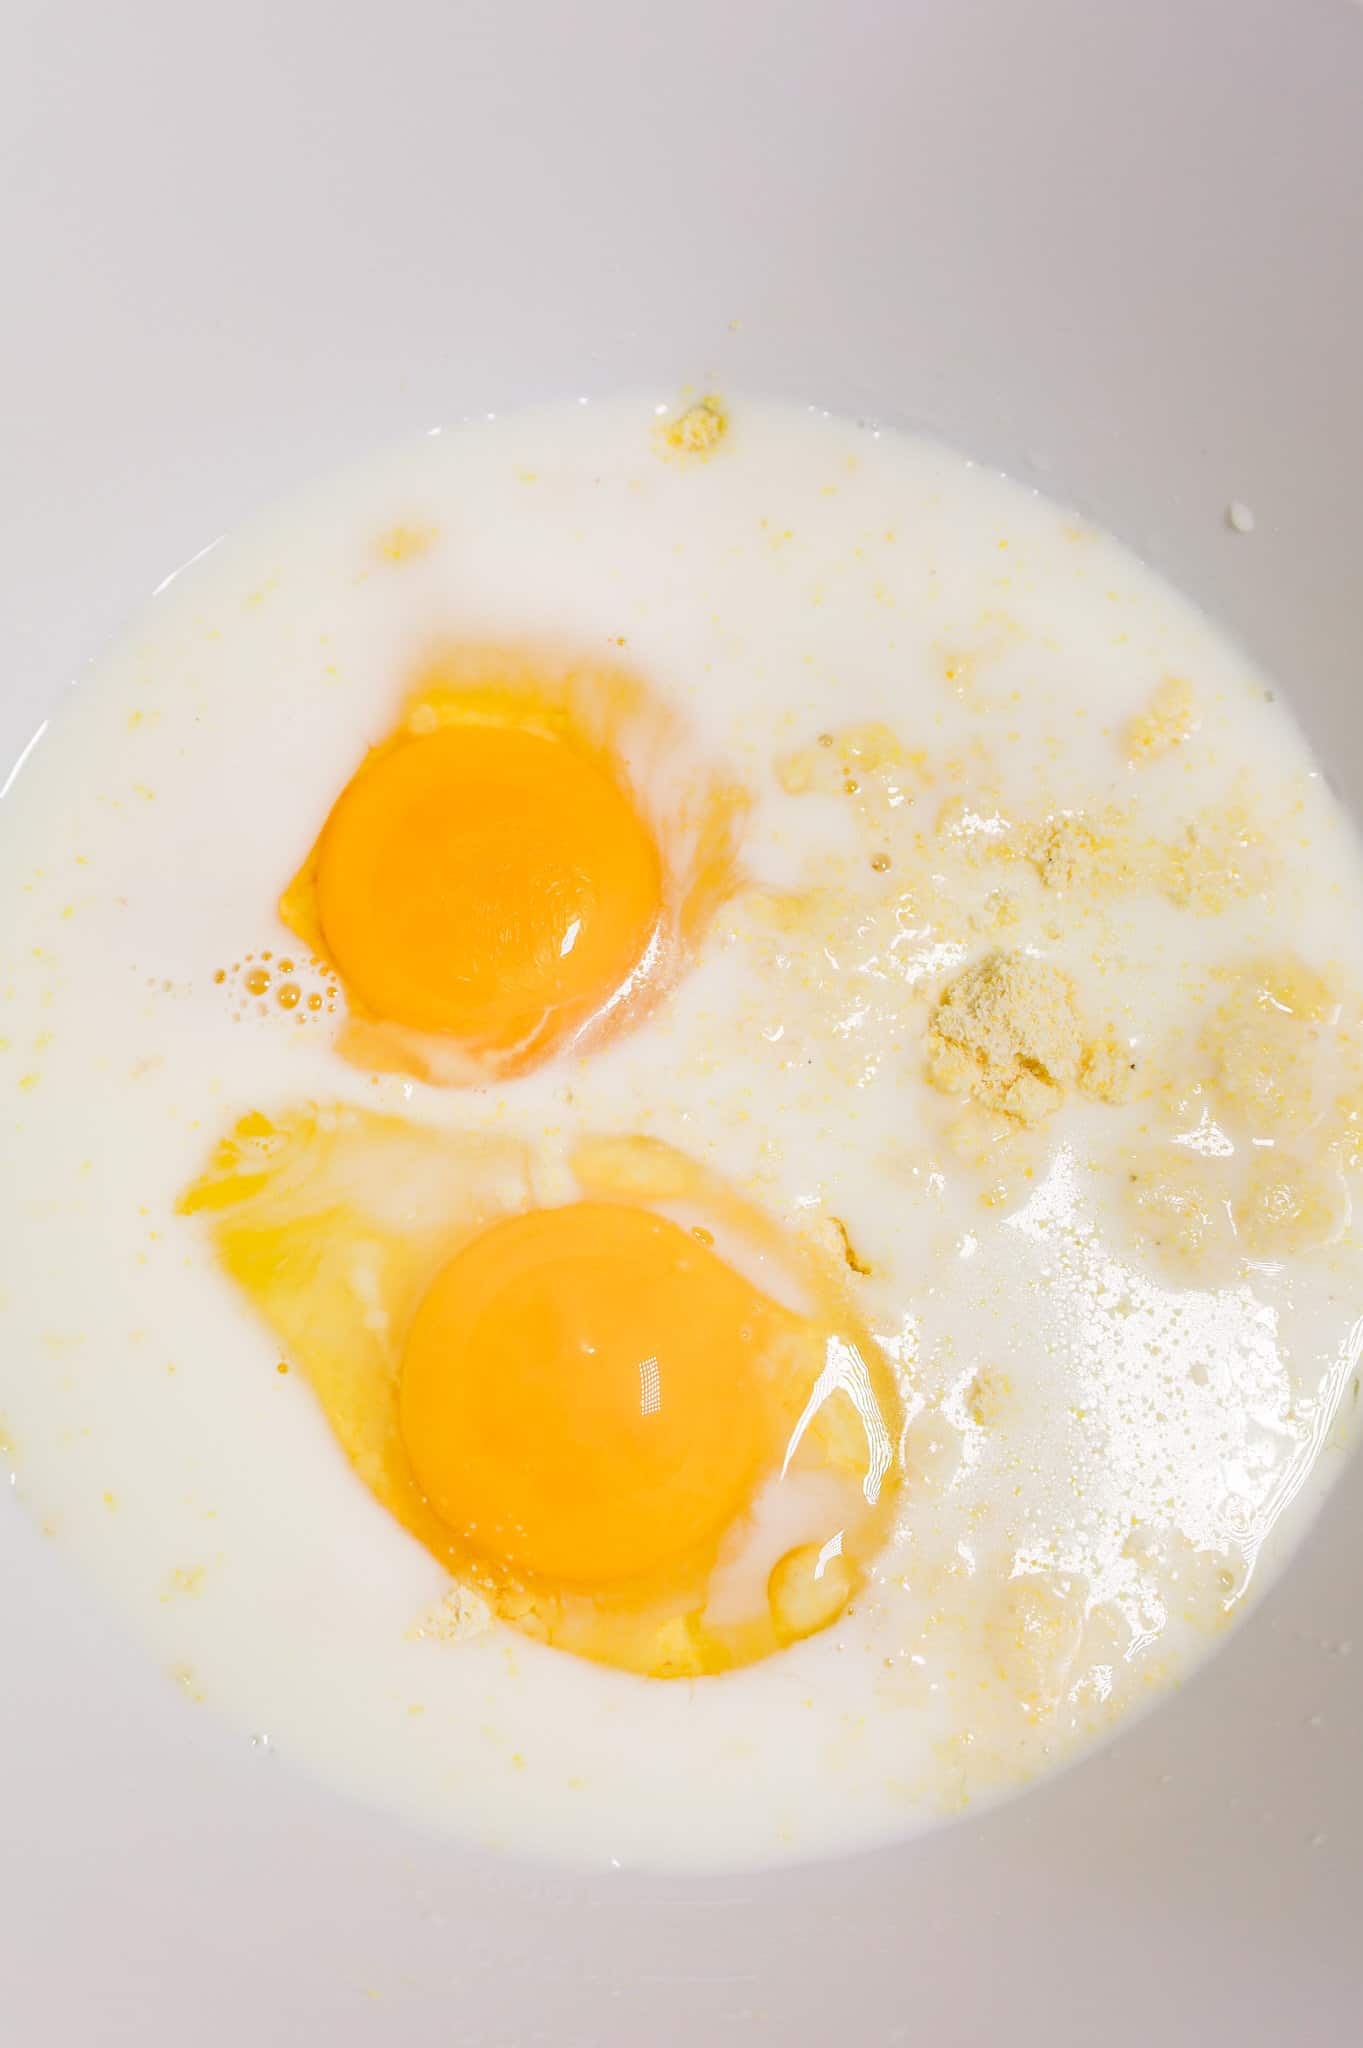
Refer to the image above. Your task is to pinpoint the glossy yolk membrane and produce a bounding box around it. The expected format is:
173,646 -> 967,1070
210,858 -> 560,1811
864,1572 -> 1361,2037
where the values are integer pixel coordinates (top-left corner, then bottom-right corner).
399,1202 -> 769,1587
313,722 -> 662,1062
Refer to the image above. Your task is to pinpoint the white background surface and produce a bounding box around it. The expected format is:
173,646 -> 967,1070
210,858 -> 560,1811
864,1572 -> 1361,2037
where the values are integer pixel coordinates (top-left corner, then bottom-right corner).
2,1 -> 1361,2040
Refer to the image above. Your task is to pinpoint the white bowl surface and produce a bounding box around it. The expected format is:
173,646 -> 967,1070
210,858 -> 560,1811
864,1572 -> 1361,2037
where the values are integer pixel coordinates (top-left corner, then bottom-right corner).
3,2 -> 1361,2041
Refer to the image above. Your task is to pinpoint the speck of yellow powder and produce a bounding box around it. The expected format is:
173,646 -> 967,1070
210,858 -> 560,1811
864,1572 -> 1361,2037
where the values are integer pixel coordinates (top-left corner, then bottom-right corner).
1124,677 -> 1198,764
927,951 -> 1129,1124
659,393 -> 729,459
170,1662 -> 205,1703
163,1565 -> 206,1602
377,525 -> 437,563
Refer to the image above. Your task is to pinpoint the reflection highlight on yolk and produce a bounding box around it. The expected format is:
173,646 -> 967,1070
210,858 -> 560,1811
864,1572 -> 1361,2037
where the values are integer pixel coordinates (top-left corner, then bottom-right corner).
315,725 -> 662,1060
400,1202 -> 767,1586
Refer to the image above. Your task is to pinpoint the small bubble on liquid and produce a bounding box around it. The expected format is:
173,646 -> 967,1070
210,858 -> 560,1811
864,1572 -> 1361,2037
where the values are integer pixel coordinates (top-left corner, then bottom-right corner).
871,852 -> 891,873
245,967 -> 270,997
306,992 -> 323,1012
277,983 -> 301,1011
278,959 -> 294,974
213,969 -> 225,985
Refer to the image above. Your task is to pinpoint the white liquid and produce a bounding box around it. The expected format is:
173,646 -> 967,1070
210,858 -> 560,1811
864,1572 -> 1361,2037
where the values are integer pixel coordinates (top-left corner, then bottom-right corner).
1,394 -> 1360,1872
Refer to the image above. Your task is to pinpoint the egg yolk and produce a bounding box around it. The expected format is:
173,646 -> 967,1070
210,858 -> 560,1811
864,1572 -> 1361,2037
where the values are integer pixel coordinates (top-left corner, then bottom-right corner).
313,722 -> 663,1059
399,1202 -> 768,1587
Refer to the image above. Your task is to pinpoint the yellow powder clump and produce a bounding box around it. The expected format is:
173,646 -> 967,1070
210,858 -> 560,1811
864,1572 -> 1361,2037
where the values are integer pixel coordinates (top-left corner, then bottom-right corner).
1124,676 -> 1198,765
1236,1154 -> 1347,1257
1202,956 -> 1334,1131
1079,1029 -> 1136,1105
407,1585 -> 494,1645
927,950 -> 1130,1125
969,888 -> 1023,936
992,795 -> 1272,914
966,1368 -> 1013,1429
659,393 -> 729,459
985,1573 -> 1086,1722
1011,808 -> 1141,895
1124,955 -> 1354,1276
1124,1148 -> 1237,1270
1159,800 -> 1273,912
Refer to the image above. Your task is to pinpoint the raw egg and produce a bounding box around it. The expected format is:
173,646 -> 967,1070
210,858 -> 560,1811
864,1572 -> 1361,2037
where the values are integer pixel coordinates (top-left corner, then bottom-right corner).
179,1112 -> 901,1677
280,643 -> 747,1083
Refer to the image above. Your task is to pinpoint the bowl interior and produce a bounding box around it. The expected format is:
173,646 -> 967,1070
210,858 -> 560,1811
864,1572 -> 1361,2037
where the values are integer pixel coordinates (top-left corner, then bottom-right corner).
2,1 -> 1361,2041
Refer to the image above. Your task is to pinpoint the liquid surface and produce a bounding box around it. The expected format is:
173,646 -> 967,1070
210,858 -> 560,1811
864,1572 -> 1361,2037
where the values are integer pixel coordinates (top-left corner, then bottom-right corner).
1,392 -> 1361,1871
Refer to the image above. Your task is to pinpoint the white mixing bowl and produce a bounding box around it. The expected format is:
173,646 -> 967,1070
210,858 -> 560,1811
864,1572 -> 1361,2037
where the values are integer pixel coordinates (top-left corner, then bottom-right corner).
2,2 -> 1360,2040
